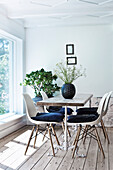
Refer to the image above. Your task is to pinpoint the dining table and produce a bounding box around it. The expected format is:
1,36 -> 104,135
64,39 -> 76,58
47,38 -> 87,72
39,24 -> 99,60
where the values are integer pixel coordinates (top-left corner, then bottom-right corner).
36,93 -> 93,151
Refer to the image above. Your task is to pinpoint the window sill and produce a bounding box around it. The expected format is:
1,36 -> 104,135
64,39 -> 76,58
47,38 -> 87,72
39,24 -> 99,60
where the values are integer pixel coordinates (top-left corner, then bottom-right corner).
0,113 -> 25,123
0,113 -> 26,139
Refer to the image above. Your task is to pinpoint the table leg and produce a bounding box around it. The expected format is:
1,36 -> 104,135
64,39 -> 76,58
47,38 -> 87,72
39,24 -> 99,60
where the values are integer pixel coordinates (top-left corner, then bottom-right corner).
64,106 -> 68,151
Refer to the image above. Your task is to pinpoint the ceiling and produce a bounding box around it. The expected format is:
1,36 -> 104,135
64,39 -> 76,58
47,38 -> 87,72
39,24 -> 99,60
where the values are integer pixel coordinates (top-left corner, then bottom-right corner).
1,0 -> 113,28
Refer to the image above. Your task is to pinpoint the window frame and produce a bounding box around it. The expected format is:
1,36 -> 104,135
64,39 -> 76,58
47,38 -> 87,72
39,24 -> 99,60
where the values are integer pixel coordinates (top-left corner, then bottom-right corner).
0,29 -> 23,116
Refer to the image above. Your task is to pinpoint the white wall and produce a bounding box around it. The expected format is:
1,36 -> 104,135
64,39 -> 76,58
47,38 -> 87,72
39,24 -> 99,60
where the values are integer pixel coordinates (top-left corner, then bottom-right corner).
26,25 -> 113,97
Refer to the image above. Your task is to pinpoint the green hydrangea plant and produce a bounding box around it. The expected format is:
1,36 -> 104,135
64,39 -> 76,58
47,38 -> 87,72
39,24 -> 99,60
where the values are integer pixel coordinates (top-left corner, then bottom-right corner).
20,68 -> 60,97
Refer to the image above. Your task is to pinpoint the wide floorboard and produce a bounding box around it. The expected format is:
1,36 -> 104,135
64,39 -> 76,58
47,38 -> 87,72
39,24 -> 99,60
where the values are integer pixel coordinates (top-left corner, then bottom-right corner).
0,125 -> 113,170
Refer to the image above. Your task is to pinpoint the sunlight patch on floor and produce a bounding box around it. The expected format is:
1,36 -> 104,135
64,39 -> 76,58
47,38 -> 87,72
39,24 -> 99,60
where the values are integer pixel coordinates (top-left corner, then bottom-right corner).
0,129 -> 48,169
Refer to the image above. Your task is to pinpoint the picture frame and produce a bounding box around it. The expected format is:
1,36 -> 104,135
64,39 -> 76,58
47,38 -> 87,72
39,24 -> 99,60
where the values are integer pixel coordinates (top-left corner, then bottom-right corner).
66,44 -> 74,55
67,57 -> 77,65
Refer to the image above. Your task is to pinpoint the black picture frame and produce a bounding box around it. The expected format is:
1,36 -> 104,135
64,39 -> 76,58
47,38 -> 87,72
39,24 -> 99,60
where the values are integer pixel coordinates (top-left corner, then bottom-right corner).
67,57 -> 77,65
66,44 -> 74,55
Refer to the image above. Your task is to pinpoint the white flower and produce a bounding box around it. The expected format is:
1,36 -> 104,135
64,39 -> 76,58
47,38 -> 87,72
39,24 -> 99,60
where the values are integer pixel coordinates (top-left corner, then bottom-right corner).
54,61 -> 86,84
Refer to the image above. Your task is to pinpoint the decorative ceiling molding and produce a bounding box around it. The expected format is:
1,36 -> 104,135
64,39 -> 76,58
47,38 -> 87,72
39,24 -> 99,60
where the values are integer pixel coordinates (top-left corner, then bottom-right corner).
0,0 -> 113,27
0,0 -> 20,4
49,14 -> 72,20
79,0 -> 113,5
30,1 -> 52,7
30,0 -> 67,7
8,8 -> 113,19
87,12 -> 113,17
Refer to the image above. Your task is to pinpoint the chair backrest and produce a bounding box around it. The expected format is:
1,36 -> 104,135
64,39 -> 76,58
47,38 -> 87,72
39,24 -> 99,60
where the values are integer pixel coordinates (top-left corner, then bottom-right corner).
40,90 -> 49,112
40,90 -> 48,99
83,93 -> 108,126
96,93 -> 108,122
23,93 -> 37,120
103,91 -> 112,116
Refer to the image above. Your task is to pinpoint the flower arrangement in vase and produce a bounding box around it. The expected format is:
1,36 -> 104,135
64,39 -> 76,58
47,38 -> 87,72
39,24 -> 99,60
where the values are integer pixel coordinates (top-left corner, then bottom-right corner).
54,61 -> 86,99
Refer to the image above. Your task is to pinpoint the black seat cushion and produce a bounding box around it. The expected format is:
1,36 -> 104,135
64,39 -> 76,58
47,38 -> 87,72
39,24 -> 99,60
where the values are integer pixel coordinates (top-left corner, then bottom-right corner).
67,114 -> 99,123
47,107 -> 73,115
31,112 -> 64,122
76,107 -> 98,115
47,106 -> 62,112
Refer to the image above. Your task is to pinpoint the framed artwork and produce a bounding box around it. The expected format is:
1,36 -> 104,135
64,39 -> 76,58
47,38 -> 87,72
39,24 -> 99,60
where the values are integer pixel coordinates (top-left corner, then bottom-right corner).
67,57 -> 77,65
66,44 -> 74,55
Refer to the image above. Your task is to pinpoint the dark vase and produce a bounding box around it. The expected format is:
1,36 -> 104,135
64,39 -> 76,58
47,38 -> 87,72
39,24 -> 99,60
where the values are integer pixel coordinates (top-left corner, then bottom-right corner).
61,84 -> 76,99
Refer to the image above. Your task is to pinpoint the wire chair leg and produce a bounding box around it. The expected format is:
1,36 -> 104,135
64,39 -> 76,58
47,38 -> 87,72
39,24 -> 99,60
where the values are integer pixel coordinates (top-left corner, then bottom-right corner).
42,129 -> 48,141
25,126 -> 35,155
81,125 -> 87,139
83,125 -> 88,144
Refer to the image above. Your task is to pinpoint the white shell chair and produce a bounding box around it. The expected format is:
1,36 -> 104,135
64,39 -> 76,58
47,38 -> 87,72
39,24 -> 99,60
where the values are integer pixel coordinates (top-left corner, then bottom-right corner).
23,93 -> 64,156
40,90 -> 50,113
40,90 -> 71,137
76,91 -> 112,143
67,93 -> 108,158
100,91 -> 112,143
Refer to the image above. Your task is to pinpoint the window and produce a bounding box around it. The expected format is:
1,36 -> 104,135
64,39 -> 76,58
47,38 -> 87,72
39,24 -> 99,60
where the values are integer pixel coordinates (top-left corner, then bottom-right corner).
0,38 -> 14,115
0,30 -> 23,117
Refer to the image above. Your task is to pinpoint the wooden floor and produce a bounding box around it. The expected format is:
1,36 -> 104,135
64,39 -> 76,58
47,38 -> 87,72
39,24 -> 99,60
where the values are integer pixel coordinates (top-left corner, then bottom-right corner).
0,124 -> 113,170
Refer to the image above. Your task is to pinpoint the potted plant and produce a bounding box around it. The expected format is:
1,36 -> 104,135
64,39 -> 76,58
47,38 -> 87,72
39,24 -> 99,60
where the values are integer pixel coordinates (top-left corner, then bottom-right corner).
20,68 -> 60,101
54,61 -> 86,99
